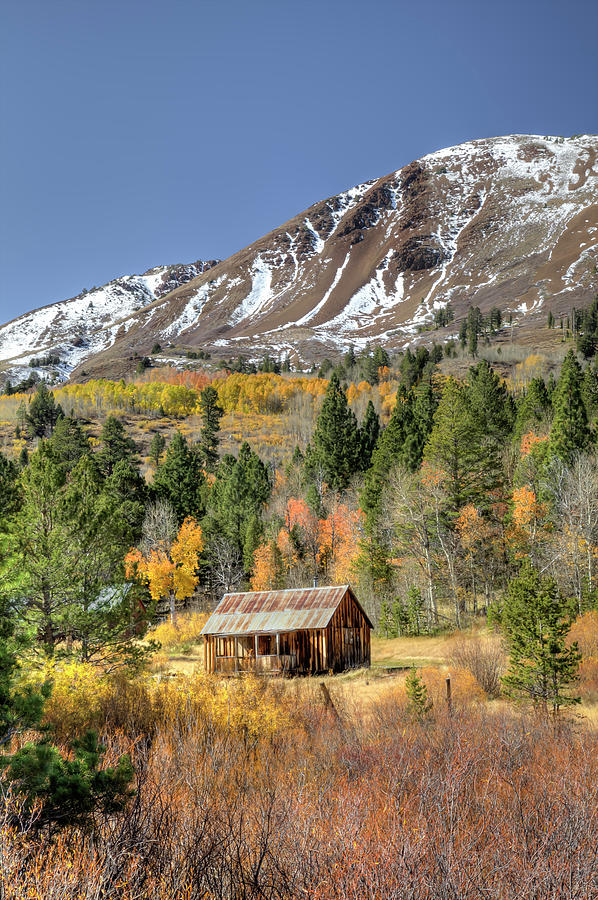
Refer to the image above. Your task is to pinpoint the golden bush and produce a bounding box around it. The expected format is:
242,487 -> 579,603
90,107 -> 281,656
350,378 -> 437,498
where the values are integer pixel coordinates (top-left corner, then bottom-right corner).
420,665 -> 486,707
578,656 -> 598,702
149,611 -> 207,649
569,610 -> 598,658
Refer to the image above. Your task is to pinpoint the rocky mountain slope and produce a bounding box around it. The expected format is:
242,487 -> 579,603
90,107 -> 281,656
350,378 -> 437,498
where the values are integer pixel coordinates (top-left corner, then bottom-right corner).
0,261 -> 219,383
1,134 -> 597,382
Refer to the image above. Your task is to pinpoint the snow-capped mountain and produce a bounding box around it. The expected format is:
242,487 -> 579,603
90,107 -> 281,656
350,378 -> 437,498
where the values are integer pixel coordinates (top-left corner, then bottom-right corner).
1,134 -> 597,381
0,261 -> 219,382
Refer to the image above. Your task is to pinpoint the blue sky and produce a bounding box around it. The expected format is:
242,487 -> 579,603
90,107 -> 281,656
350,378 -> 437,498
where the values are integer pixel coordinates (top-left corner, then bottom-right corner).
1,0 -> 597,323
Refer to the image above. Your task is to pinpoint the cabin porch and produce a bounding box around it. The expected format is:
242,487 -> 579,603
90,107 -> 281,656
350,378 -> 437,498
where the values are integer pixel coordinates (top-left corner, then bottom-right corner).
204,631 -> 307,675
204,621 -> 369,675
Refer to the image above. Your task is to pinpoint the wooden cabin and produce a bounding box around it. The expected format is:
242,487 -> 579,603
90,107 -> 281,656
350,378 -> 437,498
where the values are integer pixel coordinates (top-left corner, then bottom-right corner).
202,584 -> 372,675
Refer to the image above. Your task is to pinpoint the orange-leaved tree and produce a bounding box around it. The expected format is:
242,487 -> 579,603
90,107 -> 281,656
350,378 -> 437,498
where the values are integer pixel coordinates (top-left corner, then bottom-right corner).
508,485 -> 548,563
251,541 -> 284,591
319,502 -> 363,583
125,517 -> 204,623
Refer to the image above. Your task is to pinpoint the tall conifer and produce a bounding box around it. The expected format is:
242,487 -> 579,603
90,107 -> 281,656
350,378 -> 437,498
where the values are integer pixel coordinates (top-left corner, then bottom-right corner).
152,432 -> 205,522
501,563 -> 581,714
549,350 -> 592,462
423,378 -> 488,517
311,373 -> 361,491
197,385 -> 224,472
361,387 -> 421,530
97,417 -> 137,477
515,377 -> 550,439
359,401 -> 380,470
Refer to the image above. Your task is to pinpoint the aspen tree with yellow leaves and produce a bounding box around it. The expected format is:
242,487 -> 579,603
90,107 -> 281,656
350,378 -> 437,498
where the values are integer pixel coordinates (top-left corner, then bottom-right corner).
125,516 -> 204,622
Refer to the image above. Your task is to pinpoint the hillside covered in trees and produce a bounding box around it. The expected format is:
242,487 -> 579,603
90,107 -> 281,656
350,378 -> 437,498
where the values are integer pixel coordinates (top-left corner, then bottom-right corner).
2,334 -> 598,896
4,334 -> 598,626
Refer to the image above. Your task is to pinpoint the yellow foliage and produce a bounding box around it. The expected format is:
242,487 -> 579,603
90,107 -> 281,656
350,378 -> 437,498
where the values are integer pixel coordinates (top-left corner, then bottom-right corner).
214,372 -> 328,415
36,661 -> 288,742
28,661 -> 114,741
157,671 -> 287,739
149,611 -> 208,649
509,354 -> 549,393
170,518 -> 205,600
251,542 -> 281,590
419,666 -> 486,706
125,517 -> 203,603
569,610 -> 598,658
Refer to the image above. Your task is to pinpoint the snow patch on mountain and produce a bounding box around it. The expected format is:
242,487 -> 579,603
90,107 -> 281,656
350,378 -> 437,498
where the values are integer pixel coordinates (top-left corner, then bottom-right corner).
162,276 -> 226,338
294,252 -> 352,326
230,257 -> 274,324
317,254 -> 405,337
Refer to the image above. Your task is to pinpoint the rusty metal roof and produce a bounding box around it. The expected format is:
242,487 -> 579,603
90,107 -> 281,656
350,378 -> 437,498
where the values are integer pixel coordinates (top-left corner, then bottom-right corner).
201,585 -> 368,636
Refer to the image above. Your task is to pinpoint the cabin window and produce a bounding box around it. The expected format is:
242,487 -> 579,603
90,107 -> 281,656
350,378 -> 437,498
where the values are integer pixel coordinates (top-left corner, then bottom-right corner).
237,636 -> 253,657
258,634 -> 277,656
216,637 -> 230,658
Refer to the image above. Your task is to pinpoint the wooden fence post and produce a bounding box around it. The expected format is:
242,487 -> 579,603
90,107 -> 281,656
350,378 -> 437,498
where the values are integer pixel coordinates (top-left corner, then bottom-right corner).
319,682 -> 341,725
446,674 -> 452,715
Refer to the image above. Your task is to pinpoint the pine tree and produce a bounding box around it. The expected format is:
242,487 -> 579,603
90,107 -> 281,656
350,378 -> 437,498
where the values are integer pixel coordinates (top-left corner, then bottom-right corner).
197,385 -> 224,472
361,386 -> 421,530
2,730 -> 134,833
358,349 -> 380,385
466,360 -> 514,493
16,401 -> 28,432
576,294 -> 598,359
399,347 -> 431,388
413,378 -> 439,449
372,346 -> 390,370
391,597 -> 410,636
152,431 -> 206,523
549,350 -> 592,463
204,443 -> 271,573
459,319 -> 468,349
149,432 -> 166,467
515,377 -> 550,439
343,346 -> 356,371
465,306 -> 483,357
359,400 -> 380,470
582,362 -> 598,423
311,373 -> 361,491
423,378 -> 489,517
48,414 -> 90,473
489,307 -> 502,331
8,442 -> 72,656
64,456 -> 150,667
97,416 -> 138,477
0,452 -> 20,521
406,585 -> 425,635
405,667 -> 432,720
500,562 -> 581,714
26,383 -> 63,438
103,459 -> 147,545
0,596 -> 49,745
467,360 -> 515,442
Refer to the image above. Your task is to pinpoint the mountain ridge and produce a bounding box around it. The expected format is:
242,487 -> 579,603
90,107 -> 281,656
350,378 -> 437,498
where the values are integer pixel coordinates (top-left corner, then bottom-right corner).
1,134 -> 596,383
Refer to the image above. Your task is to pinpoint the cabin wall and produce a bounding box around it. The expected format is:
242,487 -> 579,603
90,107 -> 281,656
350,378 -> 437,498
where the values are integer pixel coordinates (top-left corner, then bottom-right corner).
203,589 -> 371,675
326,589 -> 371,672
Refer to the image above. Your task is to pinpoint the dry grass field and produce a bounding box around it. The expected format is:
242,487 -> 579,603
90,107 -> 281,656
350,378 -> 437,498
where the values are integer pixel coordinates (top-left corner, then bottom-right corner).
152,621 -> 598,729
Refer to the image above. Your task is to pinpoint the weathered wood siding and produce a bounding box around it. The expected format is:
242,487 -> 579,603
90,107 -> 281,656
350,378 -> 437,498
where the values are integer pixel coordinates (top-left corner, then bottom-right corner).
325,588 -> 371,672
204,588 -> 371,675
